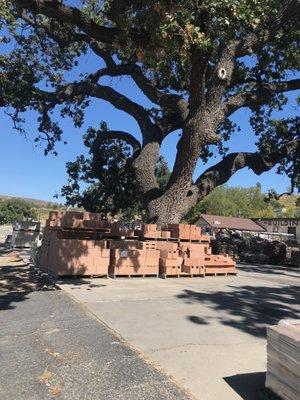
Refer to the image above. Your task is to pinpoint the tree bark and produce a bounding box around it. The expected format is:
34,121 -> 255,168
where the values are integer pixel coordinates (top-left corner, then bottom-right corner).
145,137 -> 300,227
146,183 -> 199,226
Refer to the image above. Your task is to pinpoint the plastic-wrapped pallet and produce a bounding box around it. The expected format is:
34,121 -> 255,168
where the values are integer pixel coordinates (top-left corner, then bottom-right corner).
13,221 -> 41,231
11,221 -> 41,248
266,319 -> 300,400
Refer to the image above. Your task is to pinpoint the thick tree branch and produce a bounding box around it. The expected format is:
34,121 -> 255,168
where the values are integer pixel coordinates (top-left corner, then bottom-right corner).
195,138 -> 300,199
13,0 -> 149,45
223,78 -> 300,116
92,130 -> 141,160
130,67 -> 189,121
37,81 -> 157,140
88,59 -> 188,137
18,9 -> 89,47
206,41 -> 238,107
189,49 -> 207,112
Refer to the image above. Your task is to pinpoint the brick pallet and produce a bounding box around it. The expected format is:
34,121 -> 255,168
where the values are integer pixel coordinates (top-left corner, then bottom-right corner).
39,211 -> 236,278
40,231 -> 109,277
40,212 -> 110,277
109,247 -> 159,277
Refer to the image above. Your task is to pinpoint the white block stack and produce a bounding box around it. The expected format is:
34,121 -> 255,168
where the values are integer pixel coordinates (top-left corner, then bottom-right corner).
11,221 -> 41,248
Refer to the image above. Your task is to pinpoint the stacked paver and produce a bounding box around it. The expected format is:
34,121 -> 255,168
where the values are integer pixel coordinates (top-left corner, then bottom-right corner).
12,221 -> 41,248
266,320 -> 300,400
39,211 -> 236,278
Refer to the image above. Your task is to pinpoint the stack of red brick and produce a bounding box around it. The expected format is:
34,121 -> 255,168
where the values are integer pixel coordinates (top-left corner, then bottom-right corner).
40,211 -> 110,277
158,224 -> 235,277
45,210 -> 111,231
109,240 -> 159,277
39,212 -> 236,278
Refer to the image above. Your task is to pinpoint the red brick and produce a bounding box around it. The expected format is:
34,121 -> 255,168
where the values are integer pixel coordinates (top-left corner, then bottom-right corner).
156,242 -> 178,251
161,231 -> 171,238
160,250 -> 179,260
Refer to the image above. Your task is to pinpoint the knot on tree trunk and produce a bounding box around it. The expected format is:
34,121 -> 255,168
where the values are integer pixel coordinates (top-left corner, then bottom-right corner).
217,67 -> 227,80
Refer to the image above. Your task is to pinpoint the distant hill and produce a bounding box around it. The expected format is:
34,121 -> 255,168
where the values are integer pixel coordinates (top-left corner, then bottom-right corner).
0,194 -> 62,208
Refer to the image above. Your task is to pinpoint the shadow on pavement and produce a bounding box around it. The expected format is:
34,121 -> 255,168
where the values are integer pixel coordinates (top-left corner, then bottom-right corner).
178,284 -> 300,337
223,372 -> 266,400
238,263 -> 300,279
0,249 -> 57,311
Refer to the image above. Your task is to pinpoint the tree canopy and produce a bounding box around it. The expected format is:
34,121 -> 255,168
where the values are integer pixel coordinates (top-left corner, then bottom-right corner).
185,183 -> 300,222
1,0 -> 299,225
60,122 -> 170,219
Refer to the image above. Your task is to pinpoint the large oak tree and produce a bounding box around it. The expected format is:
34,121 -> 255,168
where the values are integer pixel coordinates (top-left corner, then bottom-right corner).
1,0 -> 299,225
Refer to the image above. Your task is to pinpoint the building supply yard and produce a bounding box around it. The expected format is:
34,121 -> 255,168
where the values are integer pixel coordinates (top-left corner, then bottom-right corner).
2,1 -> 300,398
1,212 -> 300,400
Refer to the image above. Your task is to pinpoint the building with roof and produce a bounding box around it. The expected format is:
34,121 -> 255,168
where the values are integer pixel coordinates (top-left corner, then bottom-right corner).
197,214 -> 266,234
253,218 -> 300,242
197,214 -> 298,242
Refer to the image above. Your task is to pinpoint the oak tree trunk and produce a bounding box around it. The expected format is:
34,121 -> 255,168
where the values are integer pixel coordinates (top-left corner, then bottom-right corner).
145,184 -> 199,227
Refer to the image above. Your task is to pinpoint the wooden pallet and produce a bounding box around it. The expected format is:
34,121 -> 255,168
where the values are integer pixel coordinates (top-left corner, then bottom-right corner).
180,238 -> 210,243
105,234 -> 204,243
141,237 -> 210,243
160,272 -> 205,279
11,246 -> 32,249
204,271 -> 237,277
109,274 -> 159,278
55,273 -> 109,279
12,229 -> 40,232
103,234 -> 139,240
56,227 -> 111,233
140,236 -> 179,242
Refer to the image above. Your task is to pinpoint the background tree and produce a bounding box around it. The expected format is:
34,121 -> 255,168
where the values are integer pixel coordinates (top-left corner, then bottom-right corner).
185,183 -> 300,222
1,0 -> 299,225
60,122 -> 170,220
0,198 -> 38,224
295,197 -> 300,217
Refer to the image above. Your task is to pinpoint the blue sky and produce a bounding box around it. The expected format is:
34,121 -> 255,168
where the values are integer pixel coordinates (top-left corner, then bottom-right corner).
0,45 -> 299,202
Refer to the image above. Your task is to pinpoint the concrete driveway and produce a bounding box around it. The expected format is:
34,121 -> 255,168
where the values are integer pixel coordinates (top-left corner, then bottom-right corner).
58,264 -> 300,400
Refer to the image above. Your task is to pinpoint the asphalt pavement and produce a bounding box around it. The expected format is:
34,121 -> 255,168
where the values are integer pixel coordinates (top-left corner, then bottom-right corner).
0,250 -> 192,400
